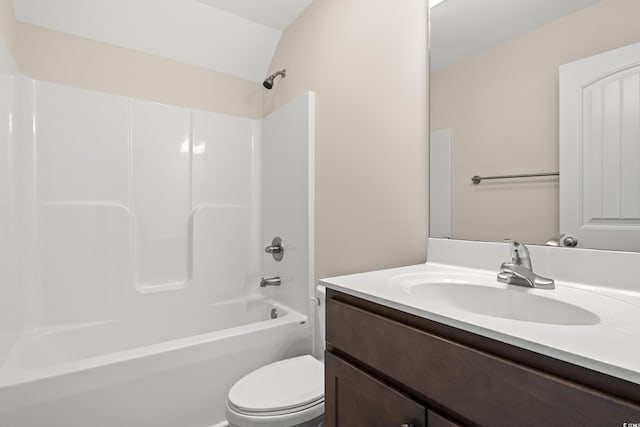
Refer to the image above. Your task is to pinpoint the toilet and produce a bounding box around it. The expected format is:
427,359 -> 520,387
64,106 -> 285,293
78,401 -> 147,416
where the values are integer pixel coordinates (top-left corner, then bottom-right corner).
225,286 -> 326,427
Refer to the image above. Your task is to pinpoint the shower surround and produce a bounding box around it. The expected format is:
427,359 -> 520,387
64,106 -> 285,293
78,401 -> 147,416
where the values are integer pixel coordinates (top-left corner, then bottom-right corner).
0,44 -> 315,426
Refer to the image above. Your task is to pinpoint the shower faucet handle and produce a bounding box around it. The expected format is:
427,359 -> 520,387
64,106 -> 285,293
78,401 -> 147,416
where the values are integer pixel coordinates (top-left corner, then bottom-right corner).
264,236 -> 284,261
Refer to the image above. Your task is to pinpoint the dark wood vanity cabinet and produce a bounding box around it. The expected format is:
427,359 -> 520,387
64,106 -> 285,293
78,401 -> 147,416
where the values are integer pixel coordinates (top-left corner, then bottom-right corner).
325,289 -> 640,427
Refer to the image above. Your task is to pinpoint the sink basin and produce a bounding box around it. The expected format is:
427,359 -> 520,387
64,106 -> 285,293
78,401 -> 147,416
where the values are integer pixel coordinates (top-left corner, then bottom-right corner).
391,273 -> 601,326
402,282 -> 600,325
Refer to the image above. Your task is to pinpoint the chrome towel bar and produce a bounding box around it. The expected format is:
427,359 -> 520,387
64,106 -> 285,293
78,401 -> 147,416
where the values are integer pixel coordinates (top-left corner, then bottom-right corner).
471,172 -> 559,185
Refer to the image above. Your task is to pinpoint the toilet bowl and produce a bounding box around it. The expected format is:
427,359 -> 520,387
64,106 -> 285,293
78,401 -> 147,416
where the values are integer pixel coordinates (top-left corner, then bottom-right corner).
225,286 -> 326,427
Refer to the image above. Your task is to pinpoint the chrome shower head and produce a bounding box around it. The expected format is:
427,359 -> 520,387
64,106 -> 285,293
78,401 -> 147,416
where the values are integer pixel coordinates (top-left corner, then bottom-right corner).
263,69 -> 286,89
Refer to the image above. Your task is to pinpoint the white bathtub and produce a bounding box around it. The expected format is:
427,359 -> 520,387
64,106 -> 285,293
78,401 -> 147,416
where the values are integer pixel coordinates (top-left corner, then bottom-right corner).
0,295 -> 311,427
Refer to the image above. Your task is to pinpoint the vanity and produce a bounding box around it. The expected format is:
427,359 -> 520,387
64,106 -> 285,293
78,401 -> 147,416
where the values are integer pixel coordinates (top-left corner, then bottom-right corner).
320,239 -> 640,426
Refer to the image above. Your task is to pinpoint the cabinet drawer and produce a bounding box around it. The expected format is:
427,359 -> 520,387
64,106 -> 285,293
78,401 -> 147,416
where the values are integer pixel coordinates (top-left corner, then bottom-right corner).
326,296 -> 640,426
428,410 -> 463,427
325,352 -> 426,427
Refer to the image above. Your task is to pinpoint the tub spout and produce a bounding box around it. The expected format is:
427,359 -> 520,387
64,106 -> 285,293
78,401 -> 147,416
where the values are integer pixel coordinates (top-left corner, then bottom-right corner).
260,276 -> 281,287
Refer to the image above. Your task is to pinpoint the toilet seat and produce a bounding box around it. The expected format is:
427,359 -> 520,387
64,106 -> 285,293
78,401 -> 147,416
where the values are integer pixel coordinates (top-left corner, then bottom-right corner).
230,397 -> 323,417
228,355 -> 324,415
226,355 -> 324,427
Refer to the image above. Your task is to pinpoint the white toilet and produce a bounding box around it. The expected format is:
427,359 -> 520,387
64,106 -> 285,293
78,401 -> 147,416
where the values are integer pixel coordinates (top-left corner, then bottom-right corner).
225,286 -> 326,427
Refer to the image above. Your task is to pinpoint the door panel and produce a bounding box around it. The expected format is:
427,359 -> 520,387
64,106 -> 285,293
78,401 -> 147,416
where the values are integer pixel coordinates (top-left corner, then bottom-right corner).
560,41 -> 640,251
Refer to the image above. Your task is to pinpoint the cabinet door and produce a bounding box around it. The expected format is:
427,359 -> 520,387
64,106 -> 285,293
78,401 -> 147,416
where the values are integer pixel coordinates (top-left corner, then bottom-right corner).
325,352 -> 426,427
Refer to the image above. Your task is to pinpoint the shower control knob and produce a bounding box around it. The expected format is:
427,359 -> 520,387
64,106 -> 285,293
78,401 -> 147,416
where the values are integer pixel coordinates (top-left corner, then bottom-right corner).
563,236 -> 578,247
265,236 -> 284,261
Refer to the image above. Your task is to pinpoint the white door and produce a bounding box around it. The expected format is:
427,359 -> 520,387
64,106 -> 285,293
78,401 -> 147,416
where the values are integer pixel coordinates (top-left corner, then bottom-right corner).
560,41 -> 640,251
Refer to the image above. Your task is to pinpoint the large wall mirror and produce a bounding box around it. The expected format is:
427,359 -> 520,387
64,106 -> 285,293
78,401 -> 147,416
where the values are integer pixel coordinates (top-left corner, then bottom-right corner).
429,0 -> 640,251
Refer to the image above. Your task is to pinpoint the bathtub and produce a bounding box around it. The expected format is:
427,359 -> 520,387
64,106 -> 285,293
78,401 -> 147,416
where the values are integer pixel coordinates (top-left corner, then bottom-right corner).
0,295 -> 311,427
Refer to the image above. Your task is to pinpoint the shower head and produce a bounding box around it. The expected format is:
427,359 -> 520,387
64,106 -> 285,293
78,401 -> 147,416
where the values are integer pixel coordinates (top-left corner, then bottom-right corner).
263,69 -> 286,89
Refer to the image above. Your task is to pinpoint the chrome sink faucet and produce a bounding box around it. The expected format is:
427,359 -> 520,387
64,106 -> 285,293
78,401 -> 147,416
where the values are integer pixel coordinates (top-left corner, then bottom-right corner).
497,240 -> 555,289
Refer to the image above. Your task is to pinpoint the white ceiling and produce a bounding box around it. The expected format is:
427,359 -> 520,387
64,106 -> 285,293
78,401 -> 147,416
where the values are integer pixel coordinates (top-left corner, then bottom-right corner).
13,0 -> 315,83
430,0 -> 601,71
195,0 -> 314,31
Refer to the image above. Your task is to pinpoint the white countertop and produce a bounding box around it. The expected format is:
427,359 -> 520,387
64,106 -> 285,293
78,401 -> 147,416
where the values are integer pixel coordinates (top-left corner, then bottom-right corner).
320,261 -> 640,385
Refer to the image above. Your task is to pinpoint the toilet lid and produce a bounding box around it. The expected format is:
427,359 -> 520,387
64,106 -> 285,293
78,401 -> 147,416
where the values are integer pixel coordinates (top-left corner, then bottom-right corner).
228,355 -> 324,414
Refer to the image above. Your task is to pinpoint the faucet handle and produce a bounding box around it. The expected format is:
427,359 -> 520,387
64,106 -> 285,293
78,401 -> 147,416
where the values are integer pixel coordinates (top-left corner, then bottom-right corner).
265,236 -> 284,262
503,239 -> 531,268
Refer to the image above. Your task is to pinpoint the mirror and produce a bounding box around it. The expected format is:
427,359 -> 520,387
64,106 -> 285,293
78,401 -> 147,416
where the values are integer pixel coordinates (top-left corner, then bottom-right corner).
429,0 -> 640,249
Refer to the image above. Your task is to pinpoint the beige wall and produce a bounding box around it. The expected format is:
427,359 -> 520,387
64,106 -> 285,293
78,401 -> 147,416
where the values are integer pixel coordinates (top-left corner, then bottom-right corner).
431,0 -> 640,245
0,0 -> 262,117
265,0 -> 429,280
0,0 -> 16,56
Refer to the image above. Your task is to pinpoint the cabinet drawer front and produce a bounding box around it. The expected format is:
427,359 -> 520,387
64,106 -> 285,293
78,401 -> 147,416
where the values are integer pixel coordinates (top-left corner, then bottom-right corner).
325,352 -> 426,427
327,296 -> 640,426
428,410 -> 463,427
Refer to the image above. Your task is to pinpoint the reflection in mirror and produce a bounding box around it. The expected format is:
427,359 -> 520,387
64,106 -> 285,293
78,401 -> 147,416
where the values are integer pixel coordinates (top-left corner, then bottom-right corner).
429,0 -> 640,250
